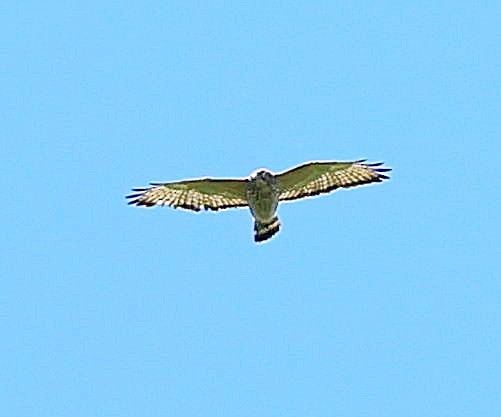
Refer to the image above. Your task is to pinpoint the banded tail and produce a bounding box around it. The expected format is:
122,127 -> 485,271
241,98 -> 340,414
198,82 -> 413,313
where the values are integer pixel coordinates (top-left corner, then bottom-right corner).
254,216 -> 281,243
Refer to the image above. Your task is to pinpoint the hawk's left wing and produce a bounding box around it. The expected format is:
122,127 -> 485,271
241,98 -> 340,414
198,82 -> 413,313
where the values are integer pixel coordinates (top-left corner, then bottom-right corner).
276,160 -> 391,202
127,178 -> 248,211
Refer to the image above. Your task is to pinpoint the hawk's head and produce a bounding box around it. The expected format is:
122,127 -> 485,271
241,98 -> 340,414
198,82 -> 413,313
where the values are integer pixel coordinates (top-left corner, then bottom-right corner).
250,169 -> 274,183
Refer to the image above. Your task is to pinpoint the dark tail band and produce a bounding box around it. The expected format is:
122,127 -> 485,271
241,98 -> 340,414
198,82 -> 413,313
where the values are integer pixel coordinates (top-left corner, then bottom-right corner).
254,216 -> 281,243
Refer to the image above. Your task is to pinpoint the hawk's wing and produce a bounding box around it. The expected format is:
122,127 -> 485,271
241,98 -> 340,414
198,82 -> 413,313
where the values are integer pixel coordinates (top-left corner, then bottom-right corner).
276,160 -> 391,202
127,178 -> 248,211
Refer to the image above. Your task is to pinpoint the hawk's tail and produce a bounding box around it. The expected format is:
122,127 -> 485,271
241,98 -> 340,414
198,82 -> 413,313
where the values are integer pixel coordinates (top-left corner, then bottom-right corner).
254,216 -> 281,243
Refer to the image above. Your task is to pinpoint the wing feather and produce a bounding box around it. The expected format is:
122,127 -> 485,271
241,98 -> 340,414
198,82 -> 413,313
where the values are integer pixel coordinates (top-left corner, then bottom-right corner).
276,160 -> 391,202
126,178 -> 249,211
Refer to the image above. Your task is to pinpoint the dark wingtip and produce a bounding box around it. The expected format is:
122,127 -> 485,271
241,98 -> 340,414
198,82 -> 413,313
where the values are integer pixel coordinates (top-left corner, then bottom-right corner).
362,161 -> 392,176
126,193 -> 144,199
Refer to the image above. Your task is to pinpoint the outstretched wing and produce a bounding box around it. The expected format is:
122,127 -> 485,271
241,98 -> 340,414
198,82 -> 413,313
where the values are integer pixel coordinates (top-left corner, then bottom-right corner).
276,160 -> 391,202
127,178 -> 249,211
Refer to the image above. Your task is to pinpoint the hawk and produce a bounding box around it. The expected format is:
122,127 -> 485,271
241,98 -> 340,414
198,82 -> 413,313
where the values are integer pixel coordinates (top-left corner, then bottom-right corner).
127,160 -> 391,243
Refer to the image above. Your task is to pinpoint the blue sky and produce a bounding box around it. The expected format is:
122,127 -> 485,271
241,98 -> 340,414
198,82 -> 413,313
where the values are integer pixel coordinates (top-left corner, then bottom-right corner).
2,2 -> 500,416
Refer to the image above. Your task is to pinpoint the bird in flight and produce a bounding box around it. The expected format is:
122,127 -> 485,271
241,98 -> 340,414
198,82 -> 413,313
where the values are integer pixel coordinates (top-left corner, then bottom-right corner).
127,160 -> 391,243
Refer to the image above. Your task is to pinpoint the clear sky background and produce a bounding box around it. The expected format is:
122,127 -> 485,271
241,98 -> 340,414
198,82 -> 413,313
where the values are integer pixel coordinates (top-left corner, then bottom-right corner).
2,2 -> 500,416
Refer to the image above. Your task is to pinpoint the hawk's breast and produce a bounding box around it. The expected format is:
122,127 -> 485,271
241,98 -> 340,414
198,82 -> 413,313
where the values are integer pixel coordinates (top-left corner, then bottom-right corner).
246,177 -> 279,222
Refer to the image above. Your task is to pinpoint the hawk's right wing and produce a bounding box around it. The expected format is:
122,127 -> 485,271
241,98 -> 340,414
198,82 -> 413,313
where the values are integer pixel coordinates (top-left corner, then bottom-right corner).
127,178 -> 249,211
276,160 -> 391,202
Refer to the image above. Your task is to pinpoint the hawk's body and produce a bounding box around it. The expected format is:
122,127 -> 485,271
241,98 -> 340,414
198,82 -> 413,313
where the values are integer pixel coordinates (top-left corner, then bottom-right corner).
127,160 -> 391,242
245,170 -> 281,242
